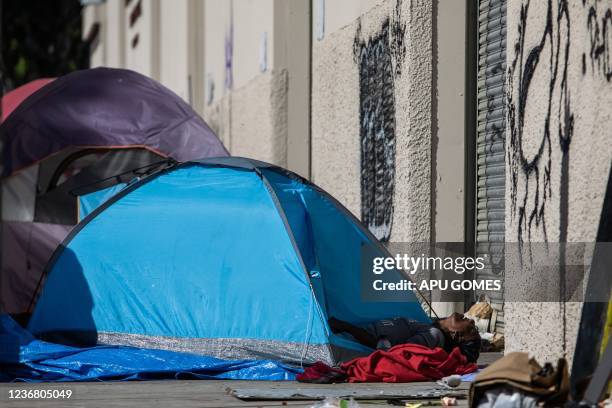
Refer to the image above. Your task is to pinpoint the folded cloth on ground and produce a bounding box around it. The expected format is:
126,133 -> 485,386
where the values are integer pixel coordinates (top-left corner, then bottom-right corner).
297,344 -> 477,383
0,315 -> 300,382
468,352 -> 569,407
295,361 -> 348,384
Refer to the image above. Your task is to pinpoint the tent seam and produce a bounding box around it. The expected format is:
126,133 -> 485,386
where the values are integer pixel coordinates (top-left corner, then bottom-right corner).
257,170 -> 332,357
310,184 -> 437,321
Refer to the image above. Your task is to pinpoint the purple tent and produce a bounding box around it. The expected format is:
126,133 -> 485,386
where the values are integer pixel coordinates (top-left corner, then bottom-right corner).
0,67 -> 228,315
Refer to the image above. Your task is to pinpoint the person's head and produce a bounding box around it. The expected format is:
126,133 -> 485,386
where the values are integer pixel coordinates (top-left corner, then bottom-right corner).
438,313 -> 479,341
437,313 -> 481,363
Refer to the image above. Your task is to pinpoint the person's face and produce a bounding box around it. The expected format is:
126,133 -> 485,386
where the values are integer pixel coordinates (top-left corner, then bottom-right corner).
440,313 -> 479,341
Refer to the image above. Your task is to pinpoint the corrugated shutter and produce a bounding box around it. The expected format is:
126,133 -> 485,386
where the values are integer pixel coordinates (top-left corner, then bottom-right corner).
475,0 -> 506,334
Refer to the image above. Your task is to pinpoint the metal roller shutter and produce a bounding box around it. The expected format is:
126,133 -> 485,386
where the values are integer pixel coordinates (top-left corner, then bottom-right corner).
475,0 -> 506,334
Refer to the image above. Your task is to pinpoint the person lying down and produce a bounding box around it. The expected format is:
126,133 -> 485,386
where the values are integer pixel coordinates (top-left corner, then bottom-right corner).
329,312 -> 481,363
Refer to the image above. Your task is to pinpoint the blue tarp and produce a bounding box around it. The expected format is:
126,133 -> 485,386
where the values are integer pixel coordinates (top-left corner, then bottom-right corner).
0,315 -> 300,382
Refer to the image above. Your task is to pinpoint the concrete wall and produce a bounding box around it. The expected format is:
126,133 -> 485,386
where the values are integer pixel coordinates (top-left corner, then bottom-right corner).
504,0 -> 612,364
202,0 -> 282,164
202,0 -> 231,108
433,0 -> 467,245
311,0 -> 432,244
159,0 -> 189,101
82,0 -> 122,69
281,0 -> 311,178
311,0 -> 469,318
82,3 -> 105,68
313,0 -> 385,41
105,0 -> 125,68
202,0 -> 310,174
430,0 -> 469,316
125,0 -> 159,79
187,0 -> 206,115
83,0 -> 179,85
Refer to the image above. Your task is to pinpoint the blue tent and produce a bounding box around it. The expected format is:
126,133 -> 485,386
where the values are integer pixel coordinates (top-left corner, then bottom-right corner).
28,157 -> 429,365
78,183 -> 128,221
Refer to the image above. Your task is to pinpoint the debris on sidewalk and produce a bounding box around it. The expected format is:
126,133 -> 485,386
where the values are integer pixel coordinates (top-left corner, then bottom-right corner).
480,333 -> 504,353
437,375 -> 462,388
308,397 -> 361,408
387,396 -> 464,407
465,301 -> 504,353
465,302 -> 493,320
469,352 -> 569,407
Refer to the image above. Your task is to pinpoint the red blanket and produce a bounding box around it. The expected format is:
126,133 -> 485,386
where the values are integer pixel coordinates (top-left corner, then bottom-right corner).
298,344 -> 477,383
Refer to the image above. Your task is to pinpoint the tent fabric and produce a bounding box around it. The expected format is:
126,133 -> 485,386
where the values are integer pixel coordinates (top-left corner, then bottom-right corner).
296,344 -> 478,383
28,158 -> 429,365
35,148 -> 164,225
261,169 -> 425,326
0,68 -> 228,316
1,165 -> 38,222
340,344 -> 478,383
78,183 -> 127,221
0,222 -> 72,314
0,315 -> 300,382
0,67 -> 228,178
0,78 -> 54,122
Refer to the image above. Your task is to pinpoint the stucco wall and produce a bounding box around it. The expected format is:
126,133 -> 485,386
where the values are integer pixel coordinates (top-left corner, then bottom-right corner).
201,0 -> 285,165
201,1 -> 310,169
311,0 -> 432,243
504,0 -> 612,364
203,0 -> 276,107
204,70 -> 289,166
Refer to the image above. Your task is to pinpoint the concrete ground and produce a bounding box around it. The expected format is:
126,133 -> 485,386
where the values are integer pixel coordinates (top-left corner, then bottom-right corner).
0,353 -> 500,408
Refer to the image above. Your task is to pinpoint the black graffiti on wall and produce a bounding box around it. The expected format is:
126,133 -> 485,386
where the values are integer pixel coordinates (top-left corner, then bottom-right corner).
506,0 -> 574,245
353,0 -> 406,242
506,0 -> 612,355
585,0 -> 612,81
